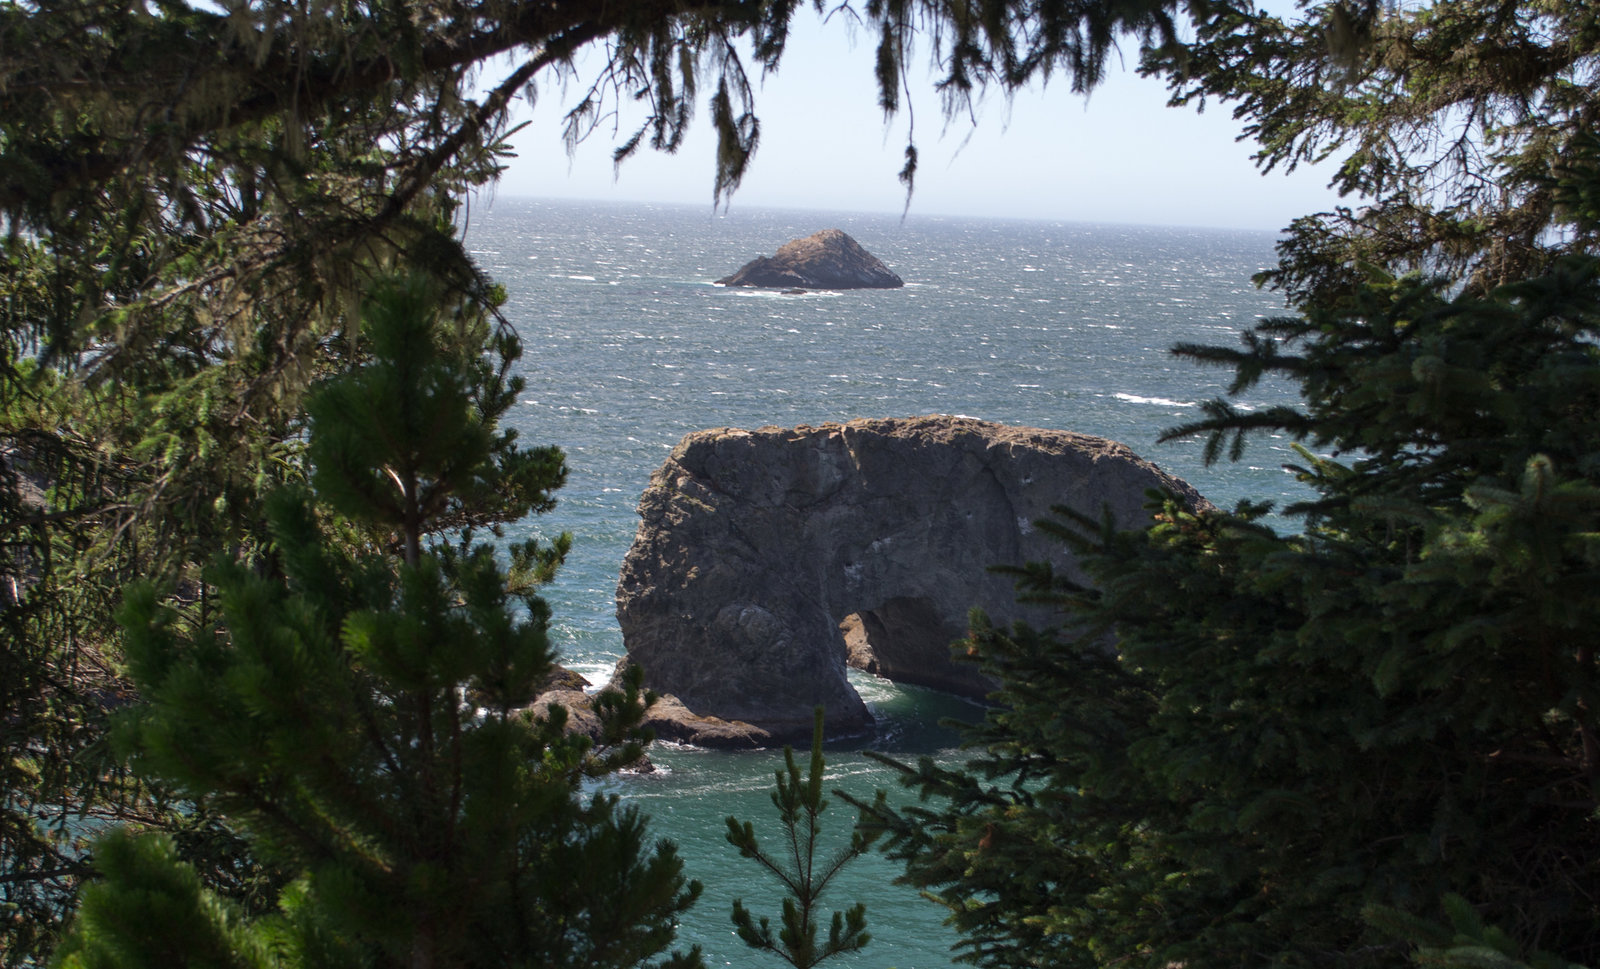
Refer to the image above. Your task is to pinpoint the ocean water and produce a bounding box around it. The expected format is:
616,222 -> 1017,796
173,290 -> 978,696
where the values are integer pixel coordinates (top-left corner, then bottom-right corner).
464,197 -> 1306,967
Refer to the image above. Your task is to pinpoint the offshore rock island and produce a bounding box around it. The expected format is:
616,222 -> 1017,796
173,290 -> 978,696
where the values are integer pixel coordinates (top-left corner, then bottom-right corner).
715,228 -> 904,289
614,416 -> 1210,746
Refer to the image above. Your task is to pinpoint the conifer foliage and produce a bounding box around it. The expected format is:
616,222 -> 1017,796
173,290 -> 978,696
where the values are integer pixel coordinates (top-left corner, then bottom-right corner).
859,84 -> 1600,969
52,276 -> 703,969
724,709 -> 873,969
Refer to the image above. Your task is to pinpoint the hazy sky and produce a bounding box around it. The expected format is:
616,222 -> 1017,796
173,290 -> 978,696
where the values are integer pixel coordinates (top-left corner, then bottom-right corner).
492,7 -> 1347,231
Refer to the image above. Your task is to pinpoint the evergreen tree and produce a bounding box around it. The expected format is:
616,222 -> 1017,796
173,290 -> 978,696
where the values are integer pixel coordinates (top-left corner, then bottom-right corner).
724,709 -> 873,969
51,274 -> 703,969
855,22 -> 1600,969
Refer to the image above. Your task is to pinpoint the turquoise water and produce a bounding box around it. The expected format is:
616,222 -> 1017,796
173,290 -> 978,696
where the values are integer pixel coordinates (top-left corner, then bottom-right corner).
465,198 -> 1305,967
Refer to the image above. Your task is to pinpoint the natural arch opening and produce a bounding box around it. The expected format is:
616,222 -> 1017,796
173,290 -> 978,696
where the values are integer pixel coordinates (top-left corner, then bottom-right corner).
837,597 -> 989,699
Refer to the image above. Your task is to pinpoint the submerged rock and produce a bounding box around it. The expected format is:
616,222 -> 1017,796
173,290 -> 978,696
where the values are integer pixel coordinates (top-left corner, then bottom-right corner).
615,415 -> 1210,745
715,229 -> 903,290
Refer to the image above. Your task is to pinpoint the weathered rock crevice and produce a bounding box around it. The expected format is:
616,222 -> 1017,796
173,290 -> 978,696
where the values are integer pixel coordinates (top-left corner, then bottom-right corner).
616,416 -> 1209,746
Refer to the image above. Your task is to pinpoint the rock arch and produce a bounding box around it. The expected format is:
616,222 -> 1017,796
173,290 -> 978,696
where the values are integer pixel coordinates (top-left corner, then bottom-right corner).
615,416 -> 1207,745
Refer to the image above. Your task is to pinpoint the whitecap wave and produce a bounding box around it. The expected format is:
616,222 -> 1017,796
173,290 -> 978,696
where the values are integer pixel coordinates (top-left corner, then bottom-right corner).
1113,391 -> 1196,408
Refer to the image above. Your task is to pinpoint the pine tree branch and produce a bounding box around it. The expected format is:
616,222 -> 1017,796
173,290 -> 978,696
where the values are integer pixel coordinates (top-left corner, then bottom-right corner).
0,0 -> 737,212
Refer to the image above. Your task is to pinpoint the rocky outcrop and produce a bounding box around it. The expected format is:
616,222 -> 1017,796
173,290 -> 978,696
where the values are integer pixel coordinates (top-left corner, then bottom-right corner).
715,229 -> 903,290
523,666 -> 597,736
530,677 -> 779,752
615,416 -> 1209,745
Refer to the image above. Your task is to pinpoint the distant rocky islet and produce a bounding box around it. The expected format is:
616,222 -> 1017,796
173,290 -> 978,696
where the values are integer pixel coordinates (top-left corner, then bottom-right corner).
715,228 -> 903,290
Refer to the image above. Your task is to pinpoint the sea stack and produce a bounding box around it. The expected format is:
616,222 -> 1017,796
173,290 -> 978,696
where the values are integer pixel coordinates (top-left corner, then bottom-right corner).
615,416 -> 1211,745
715,229 -> 903,290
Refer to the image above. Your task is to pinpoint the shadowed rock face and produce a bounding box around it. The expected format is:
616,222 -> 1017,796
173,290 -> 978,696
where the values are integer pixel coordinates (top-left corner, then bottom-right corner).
714,229 -> 903,289
615,416 -> 1209,745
